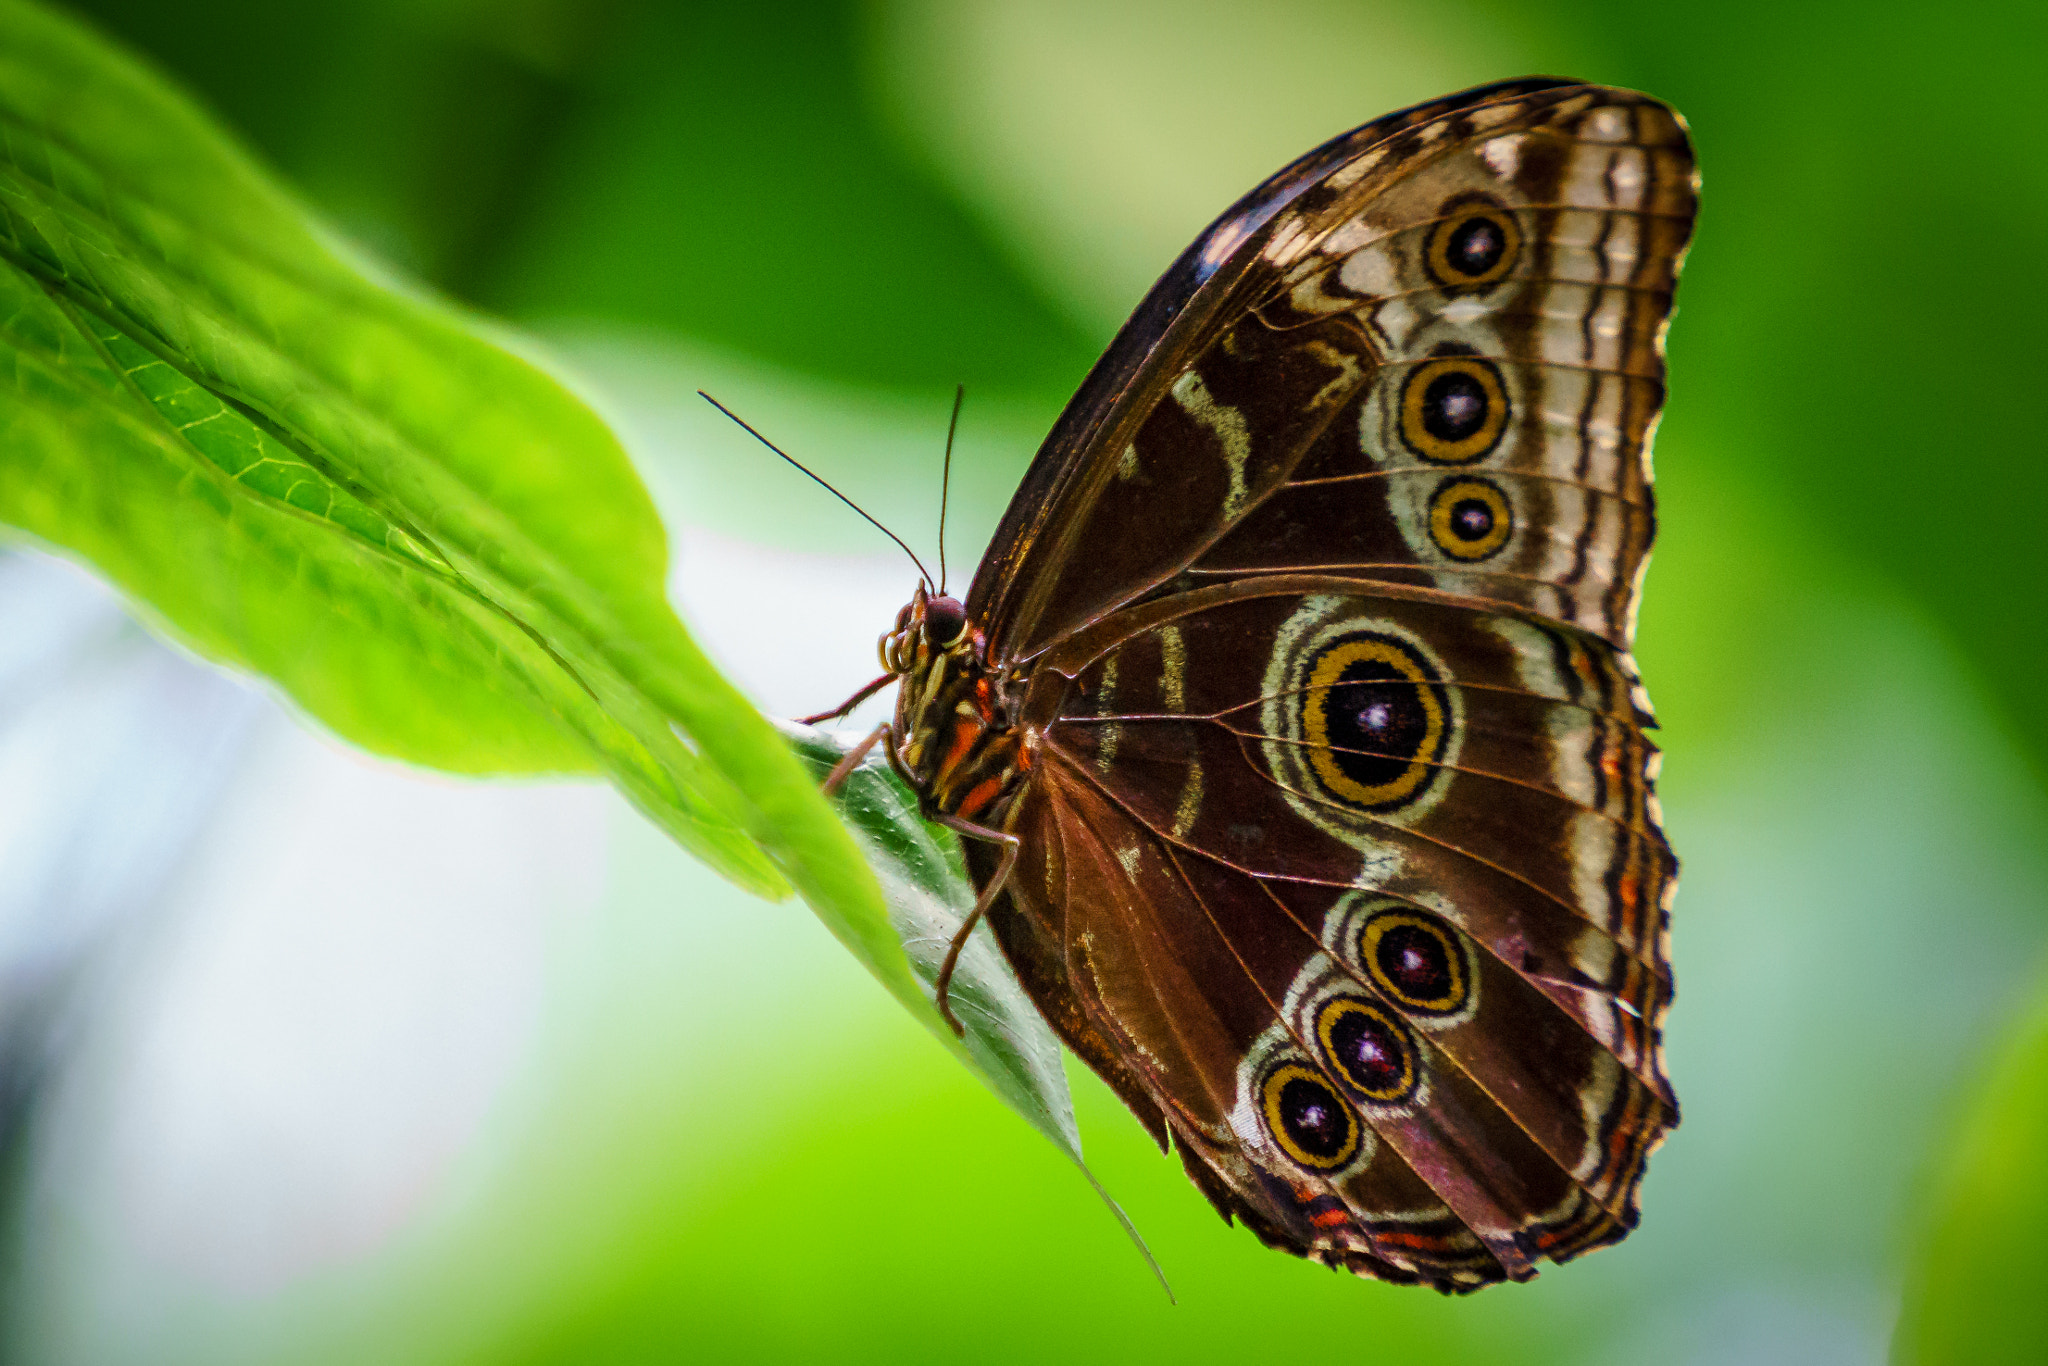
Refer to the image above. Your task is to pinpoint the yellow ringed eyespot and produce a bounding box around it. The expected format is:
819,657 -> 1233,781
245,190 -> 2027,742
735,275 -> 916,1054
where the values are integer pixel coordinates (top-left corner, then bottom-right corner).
1427,476 -> 1513,561
1301,634 -> 1447,811
1260,1062 -> 1361,1170
1314,996 -> 1418,1103
1400,356 -> 1508,464
1425,202 -> 1520,287
1359,909 -> 1470,1015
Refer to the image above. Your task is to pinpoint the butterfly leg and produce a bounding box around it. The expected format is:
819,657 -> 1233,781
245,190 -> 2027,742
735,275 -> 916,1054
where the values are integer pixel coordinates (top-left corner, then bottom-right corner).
929,813 -> 1021,1037
796,672 -> 896,725
822,722 -> 890,795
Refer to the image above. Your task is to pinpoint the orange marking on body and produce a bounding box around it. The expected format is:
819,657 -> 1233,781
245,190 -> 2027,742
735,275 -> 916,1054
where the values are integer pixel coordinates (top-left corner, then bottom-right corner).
959,776 -> 1005,820
942,717 -> 982,773
1310,1207 -> 1353,1230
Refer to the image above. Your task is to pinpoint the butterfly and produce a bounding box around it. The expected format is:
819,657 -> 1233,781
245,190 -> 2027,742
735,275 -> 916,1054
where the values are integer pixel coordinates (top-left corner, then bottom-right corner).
805,78 -> 1694,1292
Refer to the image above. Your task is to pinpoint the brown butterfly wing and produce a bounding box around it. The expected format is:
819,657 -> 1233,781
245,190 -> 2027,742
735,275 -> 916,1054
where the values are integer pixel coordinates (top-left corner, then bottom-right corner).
967,81 -> 1691,657
964,77 -> 1581,661
991,753 -> 1506,1287
965,81 -> 1694,1290
1015,581 -> 1671,1283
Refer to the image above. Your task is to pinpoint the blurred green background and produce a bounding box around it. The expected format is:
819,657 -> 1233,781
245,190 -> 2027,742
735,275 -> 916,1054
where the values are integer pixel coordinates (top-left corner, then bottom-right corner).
5,0 -> 2047,1362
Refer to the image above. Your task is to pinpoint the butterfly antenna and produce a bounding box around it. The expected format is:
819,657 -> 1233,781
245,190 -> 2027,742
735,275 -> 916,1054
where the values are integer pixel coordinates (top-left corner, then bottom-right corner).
938,384 -> 963,594
699,391 -> 934,590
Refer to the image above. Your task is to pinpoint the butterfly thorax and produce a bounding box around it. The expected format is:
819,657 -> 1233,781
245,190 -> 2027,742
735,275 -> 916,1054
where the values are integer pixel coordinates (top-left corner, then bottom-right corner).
885,586 -> 1030,828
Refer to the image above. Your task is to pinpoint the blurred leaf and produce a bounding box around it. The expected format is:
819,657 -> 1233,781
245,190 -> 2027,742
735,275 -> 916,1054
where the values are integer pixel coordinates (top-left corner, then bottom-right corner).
59,0 -> 1100,397
1586,0 -> 2048,795
1894,968 -> 2048,1364
0,0 -> 891,923
874,0 -> 1555,337
486,1 -> 1096,394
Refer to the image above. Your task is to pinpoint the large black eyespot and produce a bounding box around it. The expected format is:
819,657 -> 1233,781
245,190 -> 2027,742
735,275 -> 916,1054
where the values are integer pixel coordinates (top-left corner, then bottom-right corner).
922,595 -> 968,647
1428,476 -> 1513,562
1425,202 -> 1520,288
1360,909 -> 1471,1016
1301,632 -> 1450,812
1400,356 -> 1508,464
1315,997 -> 1418,1103
1260,1062 -> 1360,1170
1424,372 -> 1486,441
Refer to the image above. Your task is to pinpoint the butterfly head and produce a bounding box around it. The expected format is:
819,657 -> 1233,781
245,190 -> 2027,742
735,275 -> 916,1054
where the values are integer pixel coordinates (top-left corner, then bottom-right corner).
880,583 -> 972,676
923,594 -> 968,649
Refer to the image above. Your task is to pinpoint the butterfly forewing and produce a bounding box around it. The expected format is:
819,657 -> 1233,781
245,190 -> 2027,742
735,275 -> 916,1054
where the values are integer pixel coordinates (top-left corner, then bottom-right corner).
965,77 -> 1582,663
936,80 -> 1694,1292
968,82 -> 1692,662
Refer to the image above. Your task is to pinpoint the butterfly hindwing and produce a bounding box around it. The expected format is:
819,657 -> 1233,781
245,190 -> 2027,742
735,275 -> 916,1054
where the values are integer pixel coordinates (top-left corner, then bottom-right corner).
997,579 -> 1672,1285
982,751 -> 1514,1287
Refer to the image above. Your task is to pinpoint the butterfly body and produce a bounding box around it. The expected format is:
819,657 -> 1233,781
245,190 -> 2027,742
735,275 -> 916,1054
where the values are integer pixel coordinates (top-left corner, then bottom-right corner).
883,587 -> 1027,828
858,78 -> 1695,1293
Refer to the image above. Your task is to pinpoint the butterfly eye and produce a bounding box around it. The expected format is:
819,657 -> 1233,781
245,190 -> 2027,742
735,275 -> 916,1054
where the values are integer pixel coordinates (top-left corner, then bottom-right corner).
1425,203 -> 1520,287
1400,356 -> 1509,464
1314,997 -> 1419,1103
1358,910 -> 1471,1016
1259,1062 -> 1361,1170
1427,476 -> 1513,561
922,595 -> 968,647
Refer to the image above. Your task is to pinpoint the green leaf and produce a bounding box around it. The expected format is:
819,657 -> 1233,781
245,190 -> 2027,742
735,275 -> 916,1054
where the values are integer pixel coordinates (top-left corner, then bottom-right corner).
1894,968 -> 2048,1363
781,721 -> 1075,1148
783,721 -> 1169,1296
0,0 -> 847,900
